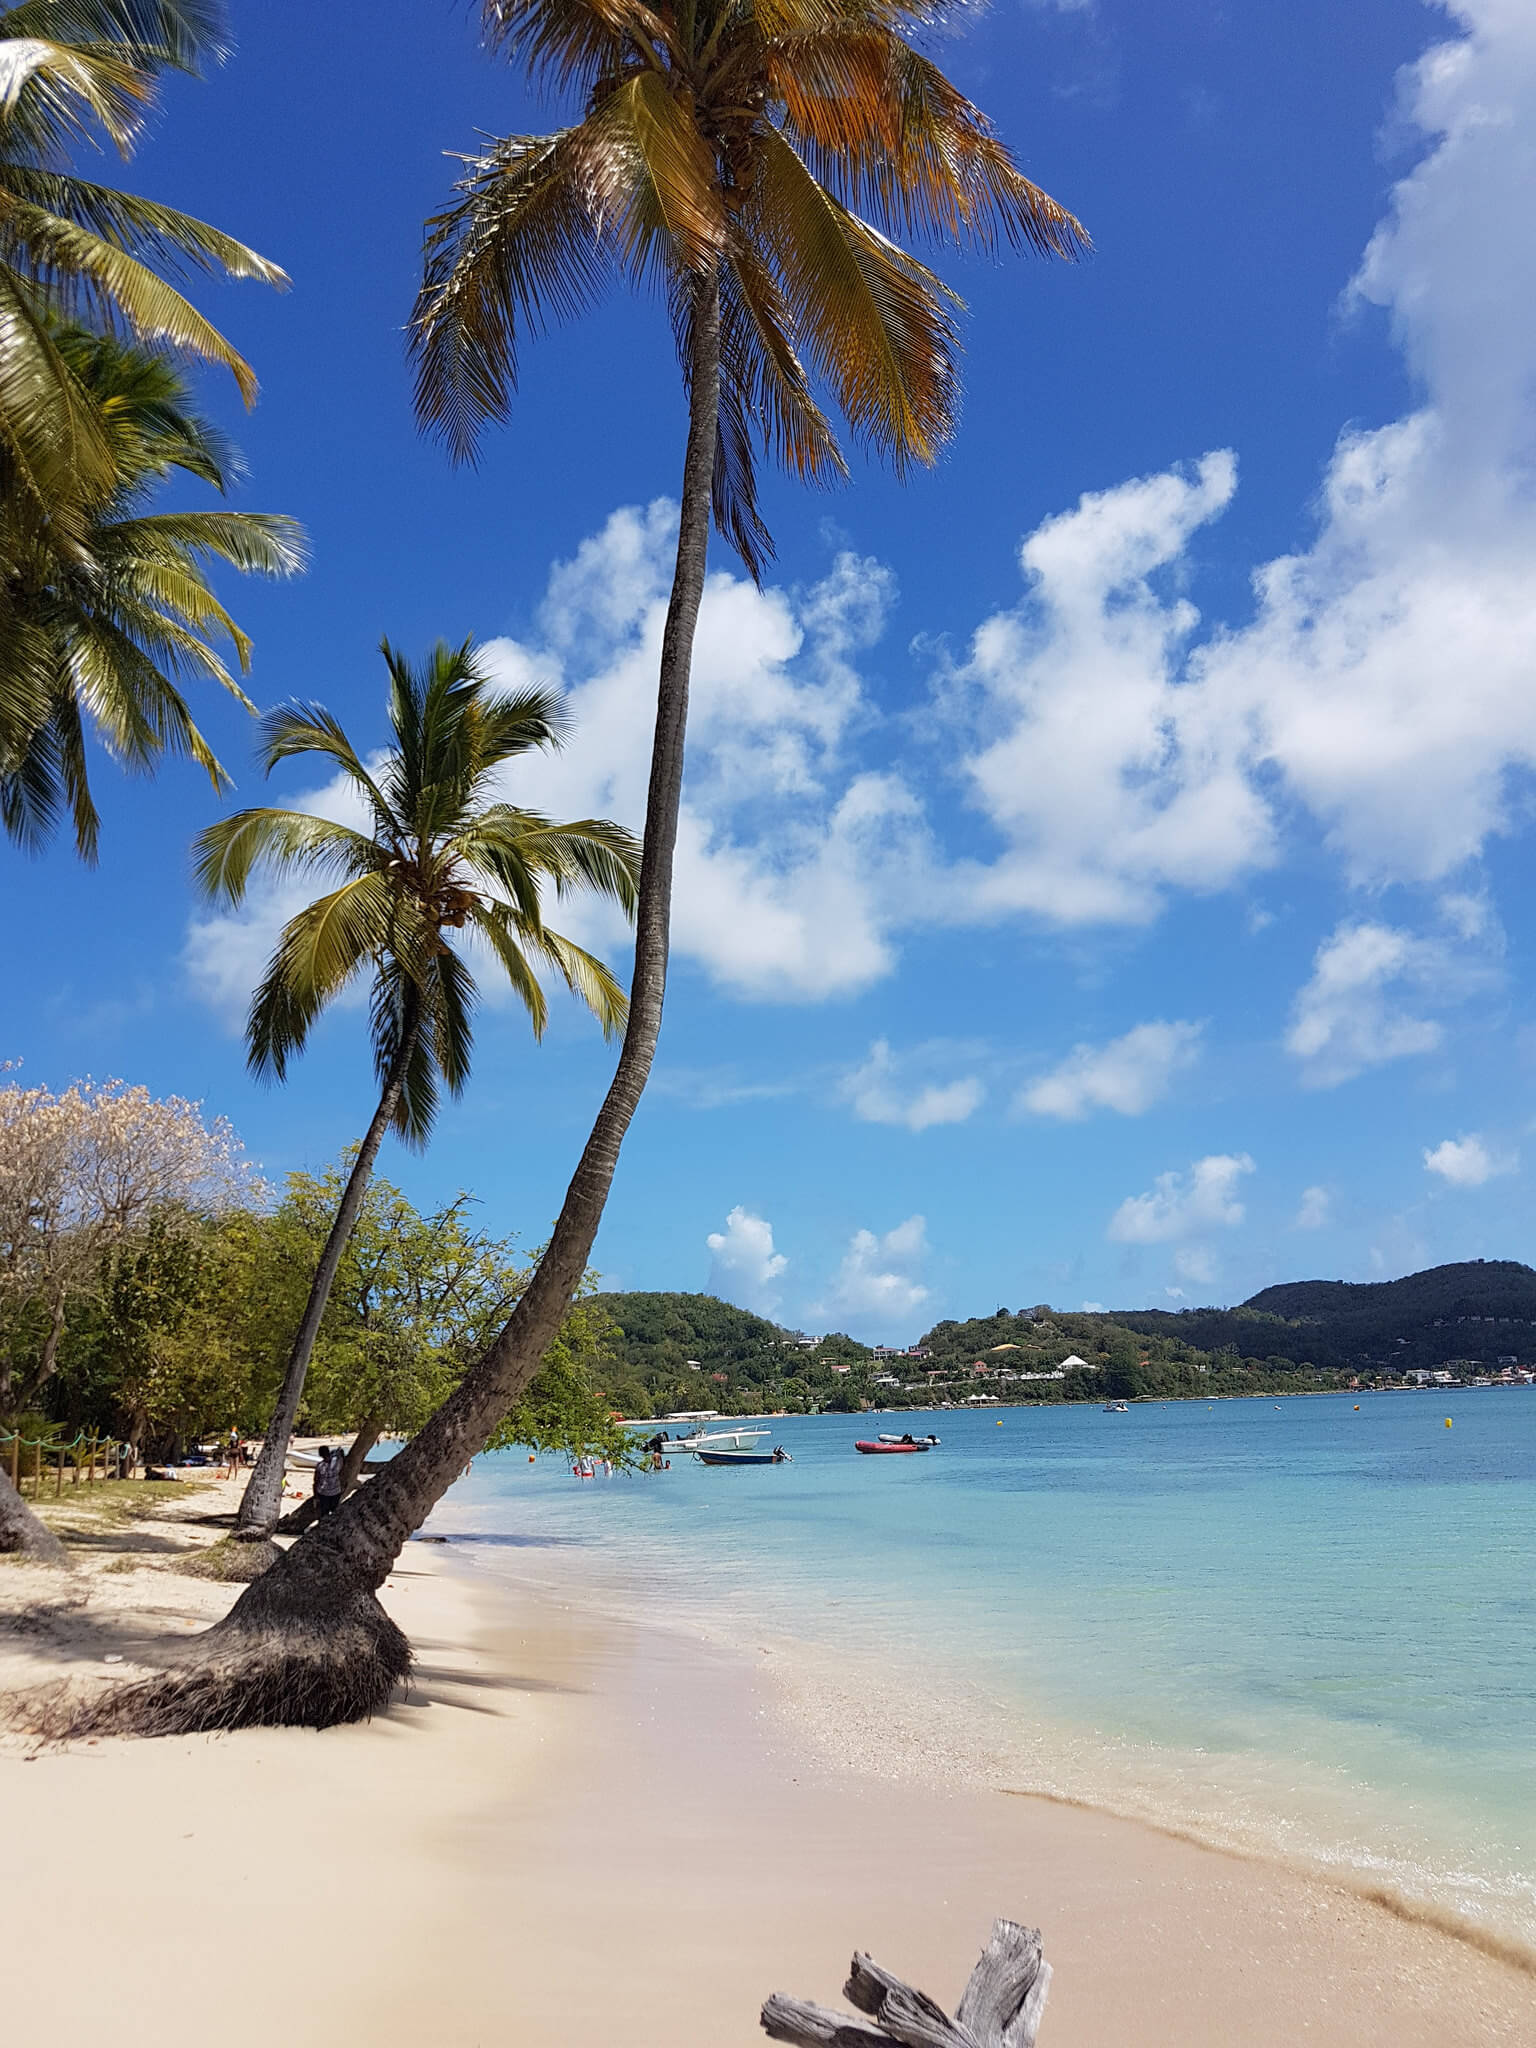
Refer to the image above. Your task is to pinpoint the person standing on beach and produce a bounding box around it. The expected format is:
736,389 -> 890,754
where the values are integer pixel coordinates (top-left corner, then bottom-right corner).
313,1446 -> 344,1517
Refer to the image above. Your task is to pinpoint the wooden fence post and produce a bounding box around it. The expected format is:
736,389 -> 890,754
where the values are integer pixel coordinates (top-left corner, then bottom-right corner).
32,1439 -> 42,1500
55,1449 -> 63,1498
6,1433 -> 17,1489
762,1919 -> 1051,2048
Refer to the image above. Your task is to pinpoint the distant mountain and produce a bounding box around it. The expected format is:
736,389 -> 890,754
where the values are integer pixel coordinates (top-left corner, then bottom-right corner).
1110,1259 -> 1536,1369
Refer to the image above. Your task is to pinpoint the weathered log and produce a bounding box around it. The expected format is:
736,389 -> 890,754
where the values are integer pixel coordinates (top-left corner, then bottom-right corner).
763,1920 -> 1050,2048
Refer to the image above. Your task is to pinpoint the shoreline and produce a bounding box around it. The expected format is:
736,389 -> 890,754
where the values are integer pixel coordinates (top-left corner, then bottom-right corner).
3,1486 -> 1534,2045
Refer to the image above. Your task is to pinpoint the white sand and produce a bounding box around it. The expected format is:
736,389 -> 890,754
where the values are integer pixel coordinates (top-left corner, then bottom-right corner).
3,1486 -> 1533,2047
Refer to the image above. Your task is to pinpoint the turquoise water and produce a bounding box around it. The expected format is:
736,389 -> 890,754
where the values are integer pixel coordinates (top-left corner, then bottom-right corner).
429,1391 -> 1536,1948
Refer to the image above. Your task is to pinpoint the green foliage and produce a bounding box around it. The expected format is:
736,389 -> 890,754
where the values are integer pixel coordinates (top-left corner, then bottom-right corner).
0,5 -> 293,855
41,1158 -> 635,1464
191,640 -> 641,1147
1109,1259 -> 1536,1372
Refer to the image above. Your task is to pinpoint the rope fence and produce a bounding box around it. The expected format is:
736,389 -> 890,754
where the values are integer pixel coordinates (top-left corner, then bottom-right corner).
2,1427 -> 131,1499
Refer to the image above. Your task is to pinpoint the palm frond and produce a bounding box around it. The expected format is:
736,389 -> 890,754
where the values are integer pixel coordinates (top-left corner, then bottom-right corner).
751,125 -> 959,470
0,201 -> 270,400
412,127 -> 611,462
191,806 -> 381,908
247,872 -> 398,1080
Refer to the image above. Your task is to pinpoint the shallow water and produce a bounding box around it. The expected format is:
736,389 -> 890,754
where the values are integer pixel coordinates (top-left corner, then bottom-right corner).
427,1391 -> 1536,1950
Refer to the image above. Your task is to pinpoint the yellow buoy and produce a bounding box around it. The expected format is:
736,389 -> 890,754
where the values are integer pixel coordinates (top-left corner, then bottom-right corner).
1445,1418 -> 1453,1429
996,1418 -> 1004,1427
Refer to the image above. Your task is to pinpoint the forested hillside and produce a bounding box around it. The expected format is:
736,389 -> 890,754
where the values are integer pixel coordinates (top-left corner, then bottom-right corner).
1109,1259 -> 1536,1370
597,1261 -> 1536,1414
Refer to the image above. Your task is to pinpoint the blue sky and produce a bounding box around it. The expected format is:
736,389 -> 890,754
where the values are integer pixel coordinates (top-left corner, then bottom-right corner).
6,0 -> 1536,1341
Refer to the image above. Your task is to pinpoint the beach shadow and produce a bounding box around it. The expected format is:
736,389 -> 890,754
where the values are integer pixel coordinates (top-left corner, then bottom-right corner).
52,1529 -> 187,1556
439,1531 -> 580,1549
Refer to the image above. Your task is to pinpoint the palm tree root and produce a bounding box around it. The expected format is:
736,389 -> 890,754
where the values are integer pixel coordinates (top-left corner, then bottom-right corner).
18,1543 -> 410,1739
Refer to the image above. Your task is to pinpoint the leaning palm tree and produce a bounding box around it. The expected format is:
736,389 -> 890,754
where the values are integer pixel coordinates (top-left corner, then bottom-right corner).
0,2 -> 287,769
0,323 -> 304,857
192,637 -> 641,1543
60,0 -> 1084,1734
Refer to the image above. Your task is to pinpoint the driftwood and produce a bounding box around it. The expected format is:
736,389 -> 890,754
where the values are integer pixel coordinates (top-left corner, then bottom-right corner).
763,1919 -> 1050,2048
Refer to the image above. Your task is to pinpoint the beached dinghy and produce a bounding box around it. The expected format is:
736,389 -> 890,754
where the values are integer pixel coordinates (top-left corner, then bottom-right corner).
855,1438 -> 931,1454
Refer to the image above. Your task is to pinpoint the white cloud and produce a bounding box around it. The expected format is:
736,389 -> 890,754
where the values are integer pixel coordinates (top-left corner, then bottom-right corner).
1081,1300 -> 1105,1312
1018,1019 -> 1203,1119
810,1216 -> 930,1330
1284,922 -> 1449,1088
1422,1134 -> 1515,1187
1173,1246 -> 1218,1288
479,512 -> 931,1003
706,1206 -> 788,1315
1294,1185 -> 1332,1231
1108,1154 -> 1255,1244
948,0 -> 1536,914
840,1040 -> 984,1131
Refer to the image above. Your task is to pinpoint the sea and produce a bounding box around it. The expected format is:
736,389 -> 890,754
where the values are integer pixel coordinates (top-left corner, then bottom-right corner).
423,1390 -> 1536,1956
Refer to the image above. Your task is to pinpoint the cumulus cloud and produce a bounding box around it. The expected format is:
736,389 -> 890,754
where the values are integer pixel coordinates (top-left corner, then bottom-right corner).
1294,1185 -> 1332,1230
1018,1019 -> 1203,1119
1173,1246 -> 1218,1288
479,511 -> 932,1003
706,1206 -> 788,1315
1284,922 -> 1452,1087
1108,1154 -> 1255,1244
1423,1134 -> 1515,1187
840,1040 -> 985,1131
810,1216 -> 930,1329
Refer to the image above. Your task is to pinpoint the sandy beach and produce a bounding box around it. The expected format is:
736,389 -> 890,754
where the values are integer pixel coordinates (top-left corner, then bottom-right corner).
2,1476 -> 1533,2048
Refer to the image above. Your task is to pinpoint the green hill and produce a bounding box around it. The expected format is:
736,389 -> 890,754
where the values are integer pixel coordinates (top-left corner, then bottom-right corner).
593,1260 -> 1536,1414
1107,1259 -> 1536,1370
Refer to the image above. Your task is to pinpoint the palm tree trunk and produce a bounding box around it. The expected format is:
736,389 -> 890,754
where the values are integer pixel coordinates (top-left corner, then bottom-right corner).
232,1013 -> 420,1540
59,275 -> 722,1735
0,1465 -> 69,1565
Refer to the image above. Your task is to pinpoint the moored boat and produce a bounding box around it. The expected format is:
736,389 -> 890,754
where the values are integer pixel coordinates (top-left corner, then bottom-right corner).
877,1432 -> 940,1446
855,1438 -> 930,1454
695,1446 -> 791,1466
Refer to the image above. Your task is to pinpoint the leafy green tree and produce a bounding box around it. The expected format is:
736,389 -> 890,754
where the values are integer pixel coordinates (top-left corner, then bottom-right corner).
0,3 -> 288,804
193,639 -> 642,1539
0,325 -> 303,855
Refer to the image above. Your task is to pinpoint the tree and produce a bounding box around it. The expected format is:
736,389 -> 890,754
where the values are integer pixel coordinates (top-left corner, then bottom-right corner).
0,1074 -> 255,1424
0,324 -> 304,856
193,637 -> 641,1543
77,0 -> 1082,1733
280,1168 -> 632,1529
0,3 -> 288,806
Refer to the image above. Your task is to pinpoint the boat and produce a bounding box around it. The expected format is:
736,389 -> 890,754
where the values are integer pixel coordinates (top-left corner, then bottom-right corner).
671,1426 -> 771,1454
1102,1401 -> 1130,1414
695,1446 -> 791,1467
855,1438 -> 931,1454
877,1432 -> 940,1446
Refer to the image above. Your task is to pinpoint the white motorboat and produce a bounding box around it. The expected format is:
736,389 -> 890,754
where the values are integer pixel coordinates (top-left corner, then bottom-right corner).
670,1426 -> 771,1454
878,1432 -> 941,1446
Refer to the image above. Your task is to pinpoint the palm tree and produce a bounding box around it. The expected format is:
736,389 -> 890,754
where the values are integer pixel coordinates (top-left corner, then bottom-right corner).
0,2 -> 288,781
0,323 -> 304,856
66,0 -> 1084,1734
192,637 -> 641,1541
